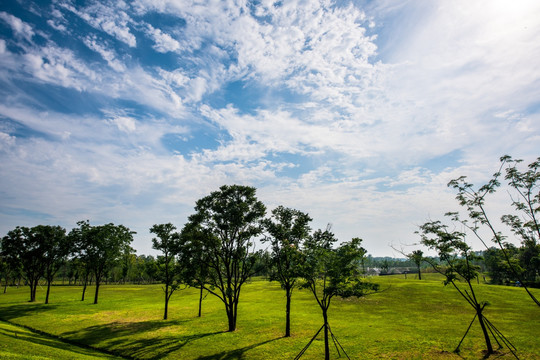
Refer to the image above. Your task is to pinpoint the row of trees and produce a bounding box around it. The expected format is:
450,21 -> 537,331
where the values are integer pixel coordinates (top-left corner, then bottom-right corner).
0,185 -> 377,360
0,222 -> 135,304
149,186 -> 378,360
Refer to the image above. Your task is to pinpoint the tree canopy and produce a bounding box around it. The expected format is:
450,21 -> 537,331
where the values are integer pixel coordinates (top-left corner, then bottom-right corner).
182,184 -> 266,332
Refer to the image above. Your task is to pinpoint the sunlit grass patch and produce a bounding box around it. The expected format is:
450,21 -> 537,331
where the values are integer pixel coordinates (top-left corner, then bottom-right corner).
0,276 -> 538,359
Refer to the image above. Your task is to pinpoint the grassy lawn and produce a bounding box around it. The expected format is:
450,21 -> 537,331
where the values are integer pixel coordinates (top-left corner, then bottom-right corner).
0,274 -> 538,359
0,320 -> 121,359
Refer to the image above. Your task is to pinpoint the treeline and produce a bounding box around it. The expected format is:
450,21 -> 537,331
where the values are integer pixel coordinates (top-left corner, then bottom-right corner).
0,185 -> 377,359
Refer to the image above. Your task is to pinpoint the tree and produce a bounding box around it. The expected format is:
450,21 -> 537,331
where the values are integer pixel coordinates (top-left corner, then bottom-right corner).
484,246 -> 521,285
37,225 -> 70,304
418,221 -> 517,357
297,229 -> 379,360
2,226 -> 45,302
150,223 -> 185,320
263,206 -> 312,337
69,221 -> 94,301
0,251 -> 11,294
180,222 -> 211,317
408,250 -> 424,280
71,221 -> 135,304
143,255 -> 159,284
448,155 -> 540,305
182,184 -> 266,331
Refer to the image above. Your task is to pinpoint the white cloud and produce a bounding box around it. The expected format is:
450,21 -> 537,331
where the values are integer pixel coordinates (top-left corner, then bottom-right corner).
17,45 -> 97,91
83,35 -> 126,72
47,19 -> 67,32
0,131 -> 16,151
145,24 -> 181,53
58,1 -> 137,47
110,116 -> 137,133
0,12 -> 34,42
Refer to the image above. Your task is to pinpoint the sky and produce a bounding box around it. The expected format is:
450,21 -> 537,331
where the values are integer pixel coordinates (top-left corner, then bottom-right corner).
1,0 -> 539,257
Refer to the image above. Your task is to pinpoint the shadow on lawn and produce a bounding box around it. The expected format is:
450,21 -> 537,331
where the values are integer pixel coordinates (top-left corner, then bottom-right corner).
195,336 -> 283,360
0,303 -> 58,321
62,319 -> 225,359
0,323 -> 117,359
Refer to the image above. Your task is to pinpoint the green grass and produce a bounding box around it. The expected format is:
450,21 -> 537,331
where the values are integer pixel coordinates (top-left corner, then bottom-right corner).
0,275 -> 538,359
0,320 -> 120,359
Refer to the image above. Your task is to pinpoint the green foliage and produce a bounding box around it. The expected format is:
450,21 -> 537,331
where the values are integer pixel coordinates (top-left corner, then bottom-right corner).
299,229 -> 378,360
418,221 -> 503,355
447,155 -> 540,304
70,221 -> 135,304
182,184 -> 267,331
300,231 -> 378,301
150,223 -> 187,320
262,206 -> 312,337
1,225 -> 69,302
263,206 -> 311,286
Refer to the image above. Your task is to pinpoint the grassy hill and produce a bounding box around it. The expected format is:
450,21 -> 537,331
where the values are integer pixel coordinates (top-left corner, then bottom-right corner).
0,274 -> 538,359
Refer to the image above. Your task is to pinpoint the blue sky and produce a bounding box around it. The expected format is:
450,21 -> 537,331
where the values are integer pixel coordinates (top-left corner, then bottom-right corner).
1,0 -> 539,256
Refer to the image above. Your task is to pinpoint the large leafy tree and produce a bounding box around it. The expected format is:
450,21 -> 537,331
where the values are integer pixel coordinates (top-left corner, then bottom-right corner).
263,206 -> 312,337
69,221 -> 94,301
150,223 -> 185,320
37,225 -> 71,304
180,222 -> 211,317
2,226 -> 44,302
298,229 -> 379,360
71,221 -> 135,304
418,221 -> 517,357
0,242 -> 13,294
182,184 -> 266,332
0,254 -> 7,293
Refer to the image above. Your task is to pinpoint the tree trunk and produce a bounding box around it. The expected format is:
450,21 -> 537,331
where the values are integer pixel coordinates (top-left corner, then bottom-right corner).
33,279 -> 38,302
198,286 -> 203,317
81,273 -> 88,301
226,302 -> 236,332
478,310 -> 493,354
417,265 -> 422,280
285,287 -> 292,337
4,275 -> 8,293
323,309 -> 330,360
163,283 -> 169,320
29,278 -> 39,302
28,282 -> 34,302
94,278 -> 100,304
45,279 -> 51,304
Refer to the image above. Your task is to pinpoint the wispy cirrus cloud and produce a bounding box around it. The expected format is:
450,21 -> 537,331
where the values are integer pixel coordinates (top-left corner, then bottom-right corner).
57,0 -> 137,47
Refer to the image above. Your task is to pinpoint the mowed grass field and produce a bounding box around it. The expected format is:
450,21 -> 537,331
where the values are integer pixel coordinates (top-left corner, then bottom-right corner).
0,274 -> 538,360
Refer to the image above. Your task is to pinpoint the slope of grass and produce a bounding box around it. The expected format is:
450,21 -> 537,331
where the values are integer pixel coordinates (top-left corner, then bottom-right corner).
0,320 -> 121,359
0,275 -> 538,359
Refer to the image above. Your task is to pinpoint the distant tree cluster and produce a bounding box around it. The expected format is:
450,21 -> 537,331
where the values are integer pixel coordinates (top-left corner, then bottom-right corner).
1,222 -> 135,304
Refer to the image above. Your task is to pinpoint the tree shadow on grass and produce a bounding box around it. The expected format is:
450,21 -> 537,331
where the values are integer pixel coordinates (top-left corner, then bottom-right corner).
0,322 -> 119,359
62,319 -> 225,359
195,336 -> 283,360
0,303 -> 58,321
